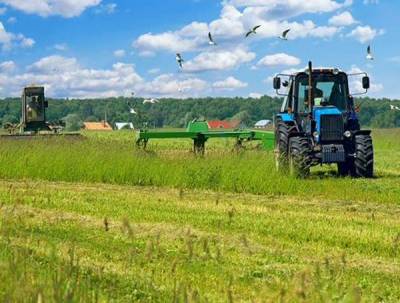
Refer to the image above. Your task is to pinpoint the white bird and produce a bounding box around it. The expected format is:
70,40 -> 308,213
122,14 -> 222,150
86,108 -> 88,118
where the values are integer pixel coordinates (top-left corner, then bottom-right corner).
208,32 -> 217,45
279,29 -> 290,40
366,45 -> 374,60
246,25 -> 261,38
143,98 -> 159,104
130,108 -> 137,114
176,53 -> 184,69
390,104 -> 400,111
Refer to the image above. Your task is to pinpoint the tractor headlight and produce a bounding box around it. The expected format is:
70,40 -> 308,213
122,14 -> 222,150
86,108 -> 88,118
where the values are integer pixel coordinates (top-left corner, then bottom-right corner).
344,131 -> 352,138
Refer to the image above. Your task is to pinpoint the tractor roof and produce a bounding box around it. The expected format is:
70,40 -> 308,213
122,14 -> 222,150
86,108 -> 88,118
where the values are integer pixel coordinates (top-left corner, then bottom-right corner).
280,67 -> 345,77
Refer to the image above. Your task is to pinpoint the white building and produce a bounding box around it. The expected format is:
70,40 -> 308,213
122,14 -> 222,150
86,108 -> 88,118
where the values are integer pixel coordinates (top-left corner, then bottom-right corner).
254,120 -> 272,128
115,122 -> 134,130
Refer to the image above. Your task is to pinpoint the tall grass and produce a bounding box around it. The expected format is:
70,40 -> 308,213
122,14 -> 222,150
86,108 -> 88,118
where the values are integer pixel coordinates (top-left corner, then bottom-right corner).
0,129 -> 399,204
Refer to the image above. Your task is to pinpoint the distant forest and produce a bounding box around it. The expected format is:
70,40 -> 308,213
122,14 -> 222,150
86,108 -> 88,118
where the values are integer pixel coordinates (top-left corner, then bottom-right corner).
1,95 -> 399,130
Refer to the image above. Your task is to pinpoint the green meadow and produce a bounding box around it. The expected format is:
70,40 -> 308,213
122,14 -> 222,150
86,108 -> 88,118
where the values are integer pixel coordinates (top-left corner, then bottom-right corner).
0,129 -> 399,302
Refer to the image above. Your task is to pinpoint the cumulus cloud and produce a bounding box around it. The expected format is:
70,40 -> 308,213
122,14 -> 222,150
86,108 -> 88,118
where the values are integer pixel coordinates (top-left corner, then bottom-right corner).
0,56 -> 210,99
329,11 -> 358,26
0,22 -> 35,50
133,1 -> 345,55
213,76 -> 248,90
348,66 -> 383,94
257,53 -> 301,67
183,47 -> 256,73
113,49 -> 126,58
136,73 -> 208,98
0,0 -> 101,18
347,25 -> 384,43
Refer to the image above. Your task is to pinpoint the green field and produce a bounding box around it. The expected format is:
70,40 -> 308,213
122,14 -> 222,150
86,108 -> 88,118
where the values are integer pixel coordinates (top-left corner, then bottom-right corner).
1,129 -> 400,302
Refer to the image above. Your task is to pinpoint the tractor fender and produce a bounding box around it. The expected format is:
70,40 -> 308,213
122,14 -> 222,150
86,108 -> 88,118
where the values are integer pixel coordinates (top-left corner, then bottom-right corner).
352,130 -> 371,136
288,132 -> 307,139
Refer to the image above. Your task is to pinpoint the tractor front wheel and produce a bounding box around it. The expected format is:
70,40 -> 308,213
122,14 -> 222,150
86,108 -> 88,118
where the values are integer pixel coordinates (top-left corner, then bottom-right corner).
288,136 -> 311,178
275,121 -> 296,172
352,135 -> 374,178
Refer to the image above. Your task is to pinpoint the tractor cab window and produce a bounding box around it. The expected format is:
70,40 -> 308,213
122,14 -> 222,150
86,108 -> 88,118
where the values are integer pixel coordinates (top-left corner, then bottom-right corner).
297,73 -> 348,112
26,95 -> 45,122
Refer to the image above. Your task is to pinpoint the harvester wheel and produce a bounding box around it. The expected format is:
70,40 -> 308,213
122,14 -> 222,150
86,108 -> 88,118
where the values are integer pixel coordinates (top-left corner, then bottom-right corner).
352,135 -> 374,178
275,121 -> 296,172
288,136 -> 311,178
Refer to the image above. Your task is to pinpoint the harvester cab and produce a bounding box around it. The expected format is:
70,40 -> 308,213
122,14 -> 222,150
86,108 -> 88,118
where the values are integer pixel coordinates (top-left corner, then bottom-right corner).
273,61 -> 373,178
21,86 -> 51,133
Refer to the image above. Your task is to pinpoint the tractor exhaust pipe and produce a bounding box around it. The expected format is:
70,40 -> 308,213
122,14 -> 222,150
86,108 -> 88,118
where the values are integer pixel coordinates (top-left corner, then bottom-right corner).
308,61 -> 313,111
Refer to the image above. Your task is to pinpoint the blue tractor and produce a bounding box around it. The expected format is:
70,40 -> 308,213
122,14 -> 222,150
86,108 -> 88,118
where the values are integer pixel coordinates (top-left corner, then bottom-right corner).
273,61 -> 373,178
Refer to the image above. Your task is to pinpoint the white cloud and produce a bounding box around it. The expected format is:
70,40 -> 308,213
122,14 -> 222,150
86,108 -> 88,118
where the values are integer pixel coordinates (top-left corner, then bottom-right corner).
183,47 -> 256,73
257,53 -> 301,67
0,0 -> 101,18
0,60 -> 16,73
227,0 -> 351,19
329,11 -> 357,26
363,0 -> 379,4
137,73 -> 208,98
347,25 -> 384,43
348,65 -> 383,94
248,92 -> 263,99
148,68 -> 160,74
54,43 -> 68,51
0,22 -> 35,50
0,56 -> 210,99
113,49 -> 126,58
94,3 -> 117,14
132,1 -> 344,55
7,17 -> 16,24
213,76 -> 248,90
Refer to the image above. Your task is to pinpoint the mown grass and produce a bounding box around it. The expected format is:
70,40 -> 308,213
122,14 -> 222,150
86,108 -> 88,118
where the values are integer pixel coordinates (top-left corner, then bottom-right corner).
1,180 -> 400,302
0,129 -> 399,301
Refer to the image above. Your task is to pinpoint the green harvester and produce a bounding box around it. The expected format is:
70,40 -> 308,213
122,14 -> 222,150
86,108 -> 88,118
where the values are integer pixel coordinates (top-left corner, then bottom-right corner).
136,119 -> 274,154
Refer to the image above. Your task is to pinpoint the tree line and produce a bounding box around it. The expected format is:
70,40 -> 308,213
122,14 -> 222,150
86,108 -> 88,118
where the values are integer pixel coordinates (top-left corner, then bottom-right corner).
0,96 -> 399,130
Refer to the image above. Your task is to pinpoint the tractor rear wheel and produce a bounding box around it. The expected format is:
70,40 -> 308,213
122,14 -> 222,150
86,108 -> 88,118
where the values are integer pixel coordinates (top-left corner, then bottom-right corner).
288,136 -> 311,178
352,135 -> 374,178
275,121 -> 296,172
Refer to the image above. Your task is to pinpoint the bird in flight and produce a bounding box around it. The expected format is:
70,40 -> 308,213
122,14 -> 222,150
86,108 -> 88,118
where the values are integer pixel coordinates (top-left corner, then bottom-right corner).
246,25 -> 261,38
143,98 -> 159,104
279,29 -> 290,40
208,32 -> 217,46
366,45 -> 374,60
176,53 -> 184,69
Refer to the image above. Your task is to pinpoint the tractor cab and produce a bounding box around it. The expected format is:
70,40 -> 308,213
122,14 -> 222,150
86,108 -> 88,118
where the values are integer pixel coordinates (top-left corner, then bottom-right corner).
21,86 -> 50,133
273,62 -> 374,178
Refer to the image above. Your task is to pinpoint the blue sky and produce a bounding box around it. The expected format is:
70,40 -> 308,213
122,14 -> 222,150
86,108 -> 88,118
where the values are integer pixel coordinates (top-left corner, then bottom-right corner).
0,0 -> 398,99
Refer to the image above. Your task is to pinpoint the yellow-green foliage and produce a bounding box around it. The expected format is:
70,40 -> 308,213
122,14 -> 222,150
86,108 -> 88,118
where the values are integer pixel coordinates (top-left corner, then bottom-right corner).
0,129 -> 399,302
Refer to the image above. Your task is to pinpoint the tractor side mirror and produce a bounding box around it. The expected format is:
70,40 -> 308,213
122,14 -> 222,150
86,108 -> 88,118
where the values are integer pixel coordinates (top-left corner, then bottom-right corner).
362,76 -> 370,90
273,77 -> 281,90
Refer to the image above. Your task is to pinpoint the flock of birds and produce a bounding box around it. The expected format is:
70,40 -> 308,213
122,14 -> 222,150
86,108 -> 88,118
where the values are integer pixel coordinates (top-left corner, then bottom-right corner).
175,26 -> 293,69
176,26 -> 375,69
128,25 -> 377,115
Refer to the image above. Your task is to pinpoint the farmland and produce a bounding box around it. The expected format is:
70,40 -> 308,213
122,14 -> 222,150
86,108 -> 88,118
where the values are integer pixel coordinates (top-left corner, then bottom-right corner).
1,129 -> 400,302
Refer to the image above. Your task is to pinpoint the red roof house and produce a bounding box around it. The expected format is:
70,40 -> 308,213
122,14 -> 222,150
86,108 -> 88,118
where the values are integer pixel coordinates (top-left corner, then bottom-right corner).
207,120 -> 240,129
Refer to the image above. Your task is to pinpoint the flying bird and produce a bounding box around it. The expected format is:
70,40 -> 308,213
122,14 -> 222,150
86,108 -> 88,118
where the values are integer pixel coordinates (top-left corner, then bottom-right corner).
279,29 -> 290,40
176,53 -> 184,69
208,32 -> 217,45
366,45 -> 374,60
143,98 -> 159,104
246,25 -> 261,38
